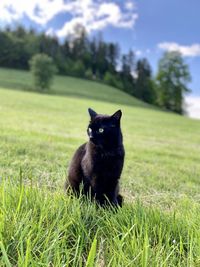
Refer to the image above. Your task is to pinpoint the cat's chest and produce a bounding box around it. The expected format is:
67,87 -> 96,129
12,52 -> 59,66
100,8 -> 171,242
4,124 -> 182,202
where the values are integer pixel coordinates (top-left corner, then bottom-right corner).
94,154 -> 116,171
82,150 -> 123,175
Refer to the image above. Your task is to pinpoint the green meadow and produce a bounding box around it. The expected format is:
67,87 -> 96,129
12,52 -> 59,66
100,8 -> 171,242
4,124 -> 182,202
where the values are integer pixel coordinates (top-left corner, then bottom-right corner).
0,68 -> 200,266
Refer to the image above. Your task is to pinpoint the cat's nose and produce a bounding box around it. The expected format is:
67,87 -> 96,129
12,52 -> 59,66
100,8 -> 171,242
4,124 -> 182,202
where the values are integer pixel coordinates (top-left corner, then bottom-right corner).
89,132 -> 95,140
88,128 -> 93,138
88,132 -> 93,139
89,134 -> 94,140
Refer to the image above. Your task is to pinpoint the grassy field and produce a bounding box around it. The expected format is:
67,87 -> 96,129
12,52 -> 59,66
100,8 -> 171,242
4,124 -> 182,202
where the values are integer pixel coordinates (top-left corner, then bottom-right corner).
0,68 -> 200,266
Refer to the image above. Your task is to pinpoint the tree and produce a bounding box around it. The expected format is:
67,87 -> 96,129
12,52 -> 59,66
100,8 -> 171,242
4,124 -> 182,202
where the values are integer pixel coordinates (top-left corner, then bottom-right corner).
72,60 -> 85,77
96,37 -> 109,79
103,72 -> 123,89
120,50 -> 135,94
70,26 -> 88,61
29,53 -> 57,91
107,43 -> 120,73
135,58 -> 156,104
90,37 -> 98,76
85,68 -> 93,79
121,50 -> 135,77
156,51 -> 191,114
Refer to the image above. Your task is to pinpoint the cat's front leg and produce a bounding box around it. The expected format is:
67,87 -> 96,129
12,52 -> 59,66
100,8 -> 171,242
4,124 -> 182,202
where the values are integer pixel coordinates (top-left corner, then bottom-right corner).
97,192 -> 119,207
109,195 -> 120,207
82,177 -> 96,200
94,193 -> 106,206
117,194 -> 123,207
106,188 -> 123,207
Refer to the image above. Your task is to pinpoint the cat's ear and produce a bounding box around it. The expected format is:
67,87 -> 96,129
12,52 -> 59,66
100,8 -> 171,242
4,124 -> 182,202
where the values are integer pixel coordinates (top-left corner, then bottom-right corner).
88,108 -> 97,120
112,110 -> 122,121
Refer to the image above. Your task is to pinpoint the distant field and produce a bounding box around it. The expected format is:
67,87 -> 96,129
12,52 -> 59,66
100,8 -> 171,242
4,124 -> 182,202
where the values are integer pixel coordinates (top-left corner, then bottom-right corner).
0,68 -> 200,266
0,67 -> 147,107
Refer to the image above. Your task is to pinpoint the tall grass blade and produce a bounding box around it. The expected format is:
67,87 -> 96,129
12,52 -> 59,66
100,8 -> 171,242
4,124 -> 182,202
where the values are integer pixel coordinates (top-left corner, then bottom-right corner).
0,241 -> 12,267
86,233 -> 97,267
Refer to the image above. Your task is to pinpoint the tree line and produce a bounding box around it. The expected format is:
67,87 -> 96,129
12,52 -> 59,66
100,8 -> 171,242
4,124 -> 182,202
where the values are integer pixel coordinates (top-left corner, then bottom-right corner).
0,25 -> 191,114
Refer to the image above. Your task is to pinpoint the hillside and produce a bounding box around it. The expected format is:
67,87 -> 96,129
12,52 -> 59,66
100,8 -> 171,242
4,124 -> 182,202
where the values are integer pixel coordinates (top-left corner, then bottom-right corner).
0,67 -> 147,107
0,68 -> 200,266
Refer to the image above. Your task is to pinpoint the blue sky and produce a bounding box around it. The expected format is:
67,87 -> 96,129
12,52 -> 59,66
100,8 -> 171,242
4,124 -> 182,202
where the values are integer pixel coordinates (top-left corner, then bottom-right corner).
0,0 -> 200,97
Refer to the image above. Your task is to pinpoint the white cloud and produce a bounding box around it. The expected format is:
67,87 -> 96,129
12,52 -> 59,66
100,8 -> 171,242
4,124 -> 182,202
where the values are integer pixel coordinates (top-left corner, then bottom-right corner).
55,1 -> 138,38
0,0 -> 73,25
158,42 -> 200,57
0,0 -> 138,37
135,50 -> 142,56
125,1 -> 135,11
185,96 -> 200,119
135,48 -> 151,57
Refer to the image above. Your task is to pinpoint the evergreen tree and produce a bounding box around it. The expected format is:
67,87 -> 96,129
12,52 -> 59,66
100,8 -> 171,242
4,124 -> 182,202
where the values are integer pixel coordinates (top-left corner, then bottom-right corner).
135,58 -> 155,104
90,37 -> 98,77
120,50 -> 135,94
107,43 -> 120,73
96,36 -> 109,79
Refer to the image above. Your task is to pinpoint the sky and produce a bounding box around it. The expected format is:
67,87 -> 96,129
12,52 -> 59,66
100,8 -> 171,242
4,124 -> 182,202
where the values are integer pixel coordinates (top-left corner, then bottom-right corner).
0,0 -> 199,117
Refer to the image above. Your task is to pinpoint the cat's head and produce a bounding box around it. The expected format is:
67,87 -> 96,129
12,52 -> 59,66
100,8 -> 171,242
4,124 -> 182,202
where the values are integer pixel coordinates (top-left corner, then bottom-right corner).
87,108 -> 122,148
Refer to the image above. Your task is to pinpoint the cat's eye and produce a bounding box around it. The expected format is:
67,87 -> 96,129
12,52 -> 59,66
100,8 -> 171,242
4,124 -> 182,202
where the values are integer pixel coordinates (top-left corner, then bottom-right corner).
98,128 -> 104,133
88,128 -> 92,134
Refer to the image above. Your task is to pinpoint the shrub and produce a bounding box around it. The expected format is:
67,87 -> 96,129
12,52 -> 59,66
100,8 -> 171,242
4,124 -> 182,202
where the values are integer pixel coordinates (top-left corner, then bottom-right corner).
29,53 -> 57,91
72,60 -> 85,77
104,72 -> 123,89
85,69 -> 93,79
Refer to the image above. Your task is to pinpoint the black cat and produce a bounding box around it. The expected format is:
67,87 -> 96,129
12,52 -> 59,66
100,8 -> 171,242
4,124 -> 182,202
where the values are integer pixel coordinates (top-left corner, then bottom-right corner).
66,108 -> 125,207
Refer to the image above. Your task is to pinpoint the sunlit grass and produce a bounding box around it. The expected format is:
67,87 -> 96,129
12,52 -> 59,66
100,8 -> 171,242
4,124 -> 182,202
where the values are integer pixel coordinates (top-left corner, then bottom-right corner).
0,68 -> 200,265
1,180 -> 200,266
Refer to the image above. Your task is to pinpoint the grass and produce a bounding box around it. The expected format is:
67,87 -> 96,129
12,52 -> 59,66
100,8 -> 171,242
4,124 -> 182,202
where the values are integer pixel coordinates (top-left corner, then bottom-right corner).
0,67 -> 146,107
0,68 -> 200,266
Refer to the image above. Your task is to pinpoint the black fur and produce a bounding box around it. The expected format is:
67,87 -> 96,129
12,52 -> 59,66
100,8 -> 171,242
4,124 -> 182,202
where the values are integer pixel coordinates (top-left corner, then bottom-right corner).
66,108 -> 125,207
